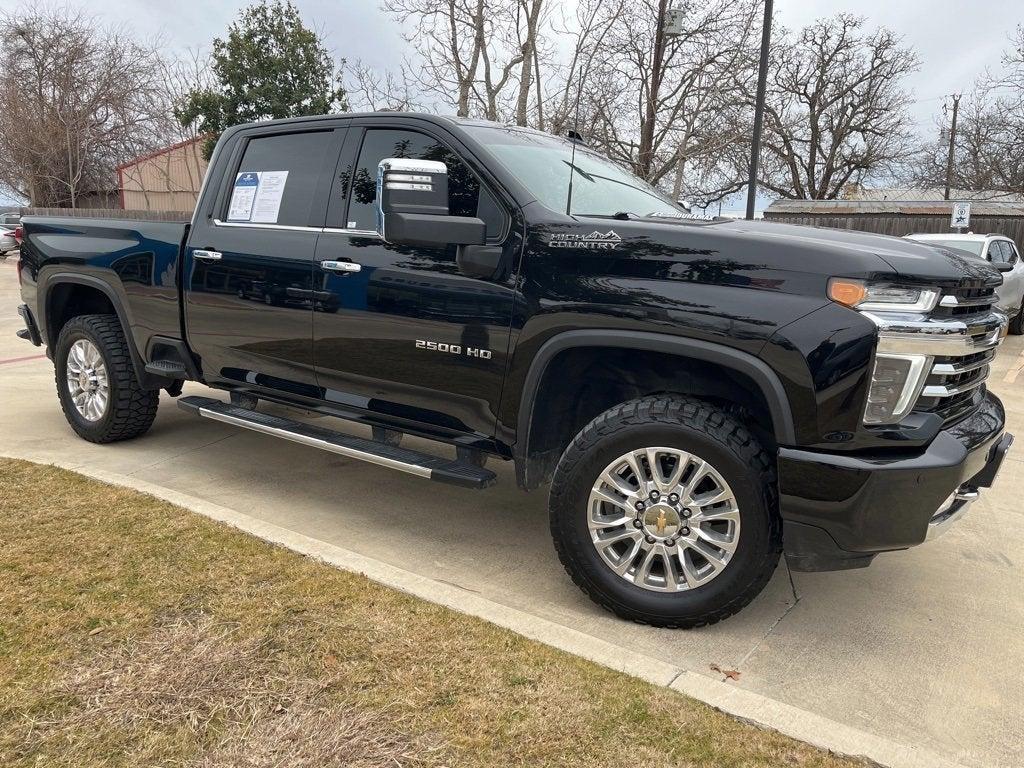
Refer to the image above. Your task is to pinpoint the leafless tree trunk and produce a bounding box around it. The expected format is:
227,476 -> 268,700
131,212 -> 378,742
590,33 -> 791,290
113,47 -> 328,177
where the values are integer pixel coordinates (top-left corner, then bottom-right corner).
636,0 -> 669,178
514,0 -> 545,126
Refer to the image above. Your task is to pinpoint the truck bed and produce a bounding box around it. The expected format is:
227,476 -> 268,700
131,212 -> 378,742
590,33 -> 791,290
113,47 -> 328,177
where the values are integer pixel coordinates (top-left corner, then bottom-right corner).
19,215 -> 188,357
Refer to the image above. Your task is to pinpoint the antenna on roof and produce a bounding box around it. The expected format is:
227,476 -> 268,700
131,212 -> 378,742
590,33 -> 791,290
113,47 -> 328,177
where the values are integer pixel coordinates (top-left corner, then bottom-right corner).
565,72 -> 586,216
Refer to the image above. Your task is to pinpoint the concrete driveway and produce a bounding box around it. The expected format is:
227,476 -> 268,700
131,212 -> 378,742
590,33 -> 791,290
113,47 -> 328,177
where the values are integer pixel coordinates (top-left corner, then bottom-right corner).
2,254 -> 1022,767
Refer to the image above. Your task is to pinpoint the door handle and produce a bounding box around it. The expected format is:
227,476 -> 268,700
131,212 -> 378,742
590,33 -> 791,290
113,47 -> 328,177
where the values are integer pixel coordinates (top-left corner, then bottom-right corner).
193,249 -> 222,261
321,260 -> 362,273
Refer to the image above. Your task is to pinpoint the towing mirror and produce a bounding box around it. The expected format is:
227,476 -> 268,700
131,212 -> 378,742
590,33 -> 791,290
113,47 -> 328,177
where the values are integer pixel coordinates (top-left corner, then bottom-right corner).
376,157 -> 485,247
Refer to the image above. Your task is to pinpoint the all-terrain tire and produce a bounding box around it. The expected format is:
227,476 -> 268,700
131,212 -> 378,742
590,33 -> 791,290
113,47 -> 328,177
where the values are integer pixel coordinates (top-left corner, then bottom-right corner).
549,395 -> 781,628
54,314 -> 160,443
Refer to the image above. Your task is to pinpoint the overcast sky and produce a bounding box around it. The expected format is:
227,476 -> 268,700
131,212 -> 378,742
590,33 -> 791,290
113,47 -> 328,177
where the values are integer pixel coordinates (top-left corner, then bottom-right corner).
73,0 -> 1022,130
2,0 -> 1021,208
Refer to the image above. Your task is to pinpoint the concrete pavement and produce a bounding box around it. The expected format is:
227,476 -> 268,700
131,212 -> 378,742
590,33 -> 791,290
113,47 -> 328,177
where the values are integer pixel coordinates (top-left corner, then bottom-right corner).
2,252 -> 1022,767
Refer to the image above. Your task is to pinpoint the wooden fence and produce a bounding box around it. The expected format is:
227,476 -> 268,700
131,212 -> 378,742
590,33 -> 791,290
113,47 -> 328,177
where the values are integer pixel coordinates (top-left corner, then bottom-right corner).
12,207 -> 191,222
762,212 -> 1024,247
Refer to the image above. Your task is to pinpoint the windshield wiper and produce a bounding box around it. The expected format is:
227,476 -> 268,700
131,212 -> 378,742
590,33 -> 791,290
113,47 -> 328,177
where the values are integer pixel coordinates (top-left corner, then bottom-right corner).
562,160 -> 595,182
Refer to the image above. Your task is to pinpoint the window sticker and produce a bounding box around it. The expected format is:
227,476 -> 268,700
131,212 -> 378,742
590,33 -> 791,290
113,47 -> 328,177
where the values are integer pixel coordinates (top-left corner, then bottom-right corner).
226,170 -> 289,223
251,170 -> 288,223
227,172 -> 259,221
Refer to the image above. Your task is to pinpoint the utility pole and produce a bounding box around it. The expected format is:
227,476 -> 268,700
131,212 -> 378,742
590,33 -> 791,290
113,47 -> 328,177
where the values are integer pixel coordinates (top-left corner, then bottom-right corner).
943,93 -> 961,201
745,0 -> 773,220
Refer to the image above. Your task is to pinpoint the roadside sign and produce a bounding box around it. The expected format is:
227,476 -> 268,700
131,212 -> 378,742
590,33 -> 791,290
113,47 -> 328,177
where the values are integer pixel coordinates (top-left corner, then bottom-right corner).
951,202 -> 971,229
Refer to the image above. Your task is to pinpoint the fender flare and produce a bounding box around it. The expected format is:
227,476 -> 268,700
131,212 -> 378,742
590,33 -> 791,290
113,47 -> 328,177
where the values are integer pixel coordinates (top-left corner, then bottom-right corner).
515,329 -> 796,473
40,272 -> 148,385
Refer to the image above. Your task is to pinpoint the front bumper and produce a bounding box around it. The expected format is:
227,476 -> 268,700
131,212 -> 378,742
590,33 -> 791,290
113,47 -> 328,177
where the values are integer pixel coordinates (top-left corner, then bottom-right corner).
779,392 -> 1011,571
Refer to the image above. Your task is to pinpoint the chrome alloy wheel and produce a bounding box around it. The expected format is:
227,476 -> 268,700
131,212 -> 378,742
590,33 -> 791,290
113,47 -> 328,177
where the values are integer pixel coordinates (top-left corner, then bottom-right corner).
65,339 -> 109,422
588,447 -> 740,592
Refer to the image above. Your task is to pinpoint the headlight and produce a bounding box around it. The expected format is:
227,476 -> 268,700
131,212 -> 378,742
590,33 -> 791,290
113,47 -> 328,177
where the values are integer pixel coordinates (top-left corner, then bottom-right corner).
828,278 -> 940,313
828,278 -> 939,425
862,353 -> 931,424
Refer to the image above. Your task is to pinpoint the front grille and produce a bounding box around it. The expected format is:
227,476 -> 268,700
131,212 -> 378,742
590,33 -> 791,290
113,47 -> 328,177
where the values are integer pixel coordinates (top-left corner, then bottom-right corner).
909,286 -> 1002,425
930,285 -> 997,317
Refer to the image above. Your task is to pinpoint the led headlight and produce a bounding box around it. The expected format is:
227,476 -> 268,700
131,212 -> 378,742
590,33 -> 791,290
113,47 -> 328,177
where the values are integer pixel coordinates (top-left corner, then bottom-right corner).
828,278 -> 940,425
828,278 -> 940,313
862,352 -> 931,424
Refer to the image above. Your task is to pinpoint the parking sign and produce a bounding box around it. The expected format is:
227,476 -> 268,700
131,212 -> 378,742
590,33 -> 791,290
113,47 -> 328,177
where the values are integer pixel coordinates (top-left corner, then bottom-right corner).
951,202 -> 971,229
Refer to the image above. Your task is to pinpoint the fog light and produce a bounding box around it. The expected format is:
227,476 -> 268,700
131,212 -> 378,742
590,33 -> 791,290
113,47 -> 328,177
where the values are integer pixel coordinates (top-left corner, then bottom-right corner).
863,353 -> 930,424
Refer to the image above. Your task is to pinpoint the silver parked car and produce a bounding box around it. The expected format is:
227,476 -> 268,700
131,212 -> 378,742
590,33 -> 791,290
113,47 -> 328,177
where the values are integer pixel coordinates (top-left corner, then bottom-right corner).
0,226 -> 16,256
906,232 -> 1024,334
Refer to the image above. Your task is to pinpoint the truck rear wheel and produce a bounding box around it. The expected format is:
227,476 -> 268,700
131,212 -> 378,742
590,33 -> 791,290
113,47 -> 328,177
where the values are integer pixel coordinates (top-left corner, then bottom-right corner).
549,396 -> 781,628
54,314 -> 159,443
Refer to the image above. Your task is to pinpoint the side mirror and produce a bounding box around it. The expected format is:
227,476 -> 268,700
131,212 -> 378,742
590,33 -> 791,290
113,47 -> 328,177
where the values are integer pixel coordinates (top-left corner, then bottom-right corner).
676,199 -> 693,213
376,158 -> 485,247
992,261 -> 1014,273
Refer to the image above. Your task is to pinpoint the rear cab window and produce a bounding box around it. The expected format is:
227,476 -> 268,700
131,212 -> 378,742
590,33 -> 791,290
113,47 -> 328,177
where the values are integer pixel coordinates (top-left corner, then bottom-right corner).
224,130 -> 336,227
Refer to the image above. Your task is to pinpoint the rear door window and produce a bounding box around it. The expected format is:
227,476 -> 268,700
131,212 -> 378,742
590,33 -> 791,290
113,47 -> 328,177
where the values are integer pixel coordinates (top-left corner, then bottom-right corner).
226,131 -> 335,227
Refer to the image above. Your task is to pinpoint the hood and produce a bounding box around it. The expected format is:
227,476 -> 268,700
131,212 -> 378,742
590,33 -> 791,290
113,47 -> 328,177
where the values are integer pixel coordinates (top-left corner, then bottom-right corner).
614,215 -> 1002,291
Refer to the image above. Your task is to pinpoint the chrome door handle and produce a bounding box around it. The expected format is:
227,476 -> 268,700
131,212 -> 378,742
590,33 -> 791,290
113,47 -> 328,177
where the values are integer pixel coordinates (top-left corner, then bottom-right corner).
193,249 -> 222,261
321,260 -> 361,273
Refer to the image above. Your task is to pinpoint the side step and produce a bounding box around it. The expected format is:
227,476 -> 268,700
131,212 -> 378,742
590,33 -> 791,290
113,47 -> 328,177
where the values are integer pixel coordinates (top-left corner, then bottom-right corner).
177,396 -> 497,489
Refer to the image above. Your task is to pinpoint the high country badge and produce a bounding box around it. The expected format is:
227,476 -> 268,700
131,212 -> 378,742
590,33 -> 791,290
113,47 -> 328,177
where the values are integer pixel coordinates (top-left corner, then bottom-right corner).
548,230 -> 622,250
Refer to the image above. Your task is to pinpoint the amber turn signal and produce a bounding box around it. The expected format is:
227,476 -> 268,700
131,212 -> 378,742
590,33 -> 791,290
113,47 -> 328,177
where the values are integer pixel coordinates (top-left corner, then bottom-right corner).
828,278 -> 868,307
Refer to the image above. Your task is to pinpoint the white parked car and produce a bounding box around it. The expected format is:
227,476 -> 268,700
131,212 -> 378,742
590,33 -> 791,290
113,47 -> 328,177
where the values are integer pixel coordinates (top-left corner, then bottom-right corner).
906,232 -> 1024,334
0,226 -> 17,255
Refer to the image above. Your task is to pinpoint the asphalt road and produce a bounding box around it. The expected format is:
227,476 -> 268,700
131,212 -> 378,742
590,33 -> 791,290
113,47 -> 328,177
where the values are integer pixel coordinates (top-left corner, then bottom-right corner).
2,253 -> 1022,767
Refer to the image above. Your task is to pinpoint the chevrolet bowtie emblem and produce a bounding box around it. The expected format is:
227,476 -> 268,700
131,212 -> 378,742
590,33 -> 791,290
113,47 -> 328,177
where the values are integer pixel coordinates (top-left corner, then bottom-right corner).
655,509 -> 668,535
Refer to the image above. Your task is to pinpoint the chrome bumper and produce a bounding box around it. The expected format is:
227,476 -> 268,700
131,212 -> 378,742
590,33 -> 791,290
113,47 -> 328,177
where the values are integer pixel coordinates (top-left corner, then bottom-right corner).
926,484 -> 981,540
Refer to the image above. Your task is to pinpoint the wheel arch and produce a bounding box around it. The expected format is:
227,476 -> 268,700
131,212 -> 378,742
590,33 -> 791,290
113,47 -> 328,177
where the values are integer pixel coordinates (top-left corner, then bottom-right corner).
41,273 -> 148,386
514,330 -> 796,489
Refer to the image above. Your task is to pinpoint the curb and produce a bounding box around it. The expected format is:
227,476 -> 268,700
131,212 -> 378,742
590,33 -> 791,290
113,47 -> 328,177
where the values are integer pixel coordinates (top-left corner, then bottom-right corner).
3,454 -> 968,768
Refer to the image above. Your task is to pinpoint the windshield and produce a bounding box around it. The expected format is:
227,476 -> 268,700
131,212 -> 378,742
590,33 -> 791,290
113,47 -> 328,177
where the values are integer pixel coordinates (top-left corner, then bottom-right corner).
922,239 -> 984,257
465,125 -> 682,218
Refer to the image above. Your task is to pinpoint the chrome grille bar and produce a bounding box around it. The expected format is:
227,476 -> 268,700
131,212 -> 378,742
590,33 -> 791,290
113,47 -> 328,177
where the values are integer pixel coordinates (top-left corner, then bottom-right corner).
931,350 -> 996,376
921,368 -> 990,398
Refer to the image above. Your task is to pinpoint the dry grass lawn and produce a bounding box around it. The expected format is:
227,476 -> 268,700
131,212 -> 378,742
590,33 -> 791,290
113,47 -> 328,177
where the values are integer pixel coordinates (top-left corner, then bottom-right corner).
0,458 -> 866,767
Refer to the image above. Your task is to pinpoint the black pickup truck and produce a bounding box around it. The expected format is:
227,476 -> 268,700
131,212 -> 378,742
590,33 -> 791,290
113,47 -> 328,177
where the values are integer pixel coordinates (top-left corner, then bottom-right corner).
15,113 -> 1015,627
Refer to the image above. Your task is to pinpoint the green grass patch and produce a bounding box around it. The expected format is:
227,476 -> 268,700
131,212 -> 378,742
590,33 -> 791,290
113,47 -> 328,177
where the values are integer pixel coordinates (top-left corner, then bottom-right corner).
0,458 -> 865,767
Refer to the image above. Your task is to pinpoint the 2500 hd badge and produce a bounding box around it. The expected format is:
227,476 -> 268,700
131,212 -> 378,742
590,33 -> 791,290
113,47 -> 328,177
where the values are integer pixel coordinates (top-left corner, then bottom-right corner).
416,339 -> 492,359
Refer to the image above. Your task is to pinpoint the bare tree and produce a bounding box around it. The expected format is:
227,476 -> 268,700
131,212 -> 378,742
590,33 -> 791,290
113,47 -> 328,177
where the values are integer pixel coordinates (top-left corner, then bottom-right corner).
908,91 -> 1017,197
556,0 -> 760,206
380,0 -> 547,123
343,59 -> 422,112
0,6 -> 170,207
116,49 -> 214,211
751,14 -> 918,200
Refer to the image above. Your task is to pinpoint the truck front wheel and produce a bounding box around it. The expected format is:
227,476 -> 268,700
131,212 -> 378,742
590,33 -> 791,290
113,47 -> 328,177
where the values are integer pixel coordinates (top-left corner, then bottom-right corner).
54,314 -> 160,443
549,396 -> 781,628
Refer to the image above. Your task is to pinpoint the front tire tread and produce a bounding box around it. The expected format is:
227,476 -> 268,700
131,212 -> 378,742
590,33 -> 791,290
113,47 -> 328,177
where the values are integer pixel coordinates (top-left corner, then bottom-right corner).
549,395 -> 781,629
